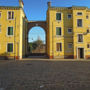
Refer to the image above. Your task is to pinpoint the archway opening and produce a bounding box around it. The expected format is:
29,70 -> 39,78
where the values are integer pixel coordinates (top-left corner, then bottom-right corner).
27,26 -> 46,57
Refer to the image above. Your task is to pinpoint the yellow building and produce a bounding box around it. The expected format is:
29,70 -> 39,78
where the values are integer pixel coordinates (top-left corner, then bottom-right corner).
47,2 -> 90,59
0,0 -> 28,59
0,1 -> 90,60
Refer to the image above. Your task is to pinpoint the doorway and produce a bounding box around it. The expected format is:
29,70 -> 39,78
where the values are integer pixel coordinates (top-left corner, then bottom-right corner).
78,48 -> 84,59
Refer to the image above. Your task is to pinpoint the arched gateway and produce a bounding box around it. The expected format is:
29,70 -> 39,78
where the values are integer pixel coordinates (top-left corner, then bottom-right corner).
26,21 -> 48,57
28,21 -> 47,32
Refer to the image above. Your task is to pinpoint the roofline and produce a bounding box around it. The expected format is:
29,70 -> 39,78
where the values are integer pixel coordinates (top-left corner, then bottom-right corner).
0,6 -> 21,9
49,6 -> 89,10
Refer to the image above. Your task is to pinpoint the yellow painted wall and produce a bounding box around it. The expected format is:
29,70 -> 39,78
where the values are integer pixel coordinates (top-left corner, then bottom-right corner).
0,7 -> 27,59
47,7 -> 90,59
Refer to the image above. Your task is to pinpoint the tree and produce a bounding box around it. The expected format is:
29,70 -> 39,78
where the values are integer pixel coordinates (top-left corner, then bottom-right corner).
28,36 -> 43,52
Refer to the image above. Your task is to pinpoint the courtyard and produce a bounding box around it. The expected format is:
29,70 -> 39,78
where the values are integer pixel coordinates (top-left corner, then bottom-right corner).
0,59 -> 90,90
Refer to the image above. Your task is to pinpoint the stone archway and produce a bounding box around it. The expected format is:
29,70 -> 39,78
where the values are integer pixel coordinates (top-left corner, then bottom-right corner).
27,21 -> 47,32
26,21 -> 48,57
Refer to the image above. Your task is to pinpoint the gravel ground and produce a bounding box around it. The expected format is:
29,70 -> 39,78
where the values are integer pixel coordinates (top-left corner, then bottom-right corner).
0,59 -> 90,90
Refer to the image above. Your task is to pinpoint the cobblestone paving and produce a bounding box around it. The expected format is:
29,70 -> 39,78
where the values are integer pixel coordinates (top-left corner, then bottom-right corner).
0,60 -> 90,90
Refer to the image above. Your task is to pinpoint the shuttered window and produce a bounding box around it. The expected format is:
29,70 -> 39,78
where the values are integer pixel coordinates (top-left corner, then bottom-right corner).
78,34 -> 83,42
57,43 -> 62,51
77,19 -> 82,27
56,27 -> 61,35
87,44 -> 90,48
8,27 -> 13,35
7,43 -> 13,52
8,11 -> 14,19
56,13 -> 61,20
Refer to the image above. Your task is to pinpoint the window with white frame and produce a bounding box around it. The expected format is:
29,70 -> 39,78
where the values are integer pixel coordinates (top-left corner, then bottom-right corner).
68,14 -> 72,19
68,43 -> 72,49
77,12 -> 82,15
87,44 -> 90,48
0,25 -> 1,32
56,13 -> 61,20
56,27 -> 62,36
68,28 -> 72,33
0,12 -> 1,18
8,11 -> 14,20
87,29 -> 90,33
7,43 -> 13,52
78,34 -> 83,42
57,43 -> 62,51
7,27 -> 13,36
77,19 -> 82,27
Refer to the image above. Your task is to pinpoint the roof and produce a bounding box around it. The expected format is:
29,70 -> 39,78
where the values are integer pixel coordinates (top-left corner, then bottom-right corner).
0,6 -> 21,9
50,6 -> 88,10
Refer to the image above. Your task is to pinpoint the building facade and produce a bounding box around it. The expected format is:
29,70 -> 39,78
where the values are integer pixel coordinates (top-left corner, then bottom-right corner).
0,0 -> 90,59
0,0 -> 28,59
47,3 -> 90,59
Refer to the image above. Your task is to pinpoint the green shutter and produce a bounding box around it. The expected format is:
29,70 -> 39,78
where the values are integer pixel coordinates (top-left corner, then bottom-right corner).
8,27 -> 13,35
56,13 -> 61,20
10,27 -> 13,35
56,27 -> 59,35
56,27 -> 61,35
8,44 -> 13,52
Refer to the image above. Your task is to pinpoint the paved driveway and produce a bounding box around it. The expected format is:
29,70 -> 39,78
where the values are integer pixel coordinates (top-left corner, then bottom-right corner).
0,59 -> 90,90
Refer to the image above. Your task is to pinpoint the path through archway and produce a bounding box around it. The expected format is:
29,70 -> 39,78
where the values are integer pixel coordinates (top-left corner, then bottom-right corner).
28,26 -> 46,57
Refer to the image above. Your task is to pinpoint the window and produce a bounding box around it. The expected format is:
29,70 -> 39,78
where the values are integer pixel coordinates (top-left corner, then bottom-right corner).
56,13 -> 61,20
77,19 -> 82,27
7,27 -> 13,36
87,29 -> 90,33
68,14 -> 72,19
68,28 -> 72,33
78,34 -> 83,42
56,27 -> 61,35
0,12 -> 1,18
57,43 -> 62,51
87,44 -> 90,48
86,15 -> 89,19
77,12 -> 82,15
68,43 -> 72,48
8,11 -> 14,20
0,25 -> 1,32
7,43 -> 13,52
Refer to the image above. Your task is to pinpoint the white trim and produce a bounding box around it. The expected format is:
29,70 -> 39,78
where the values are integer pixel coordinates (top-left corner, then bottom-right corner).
56,12 -> 62,21
67,14 -> 72,19
87,44 -> 90,49
77,47 -> 85,59
7,43 -> 13,53
77,33 -> 84,43
77,19 -> 83,27
56,27 -> 62,36
7,26 -> 14,37
77,12 -> 83,16
56,42 -> 62,52
7,11 -> 14,20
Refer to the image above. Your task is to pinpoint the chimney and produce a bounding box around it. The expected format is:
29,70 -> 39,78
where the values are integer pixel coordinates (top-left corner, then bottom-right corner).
19,0 -> 24,8
47,2 -> 51,8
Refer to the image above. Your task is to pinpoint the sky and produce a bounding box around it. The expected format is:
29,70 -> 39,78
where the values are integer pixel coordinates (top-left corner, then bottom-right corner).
0,0 -> 90,43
